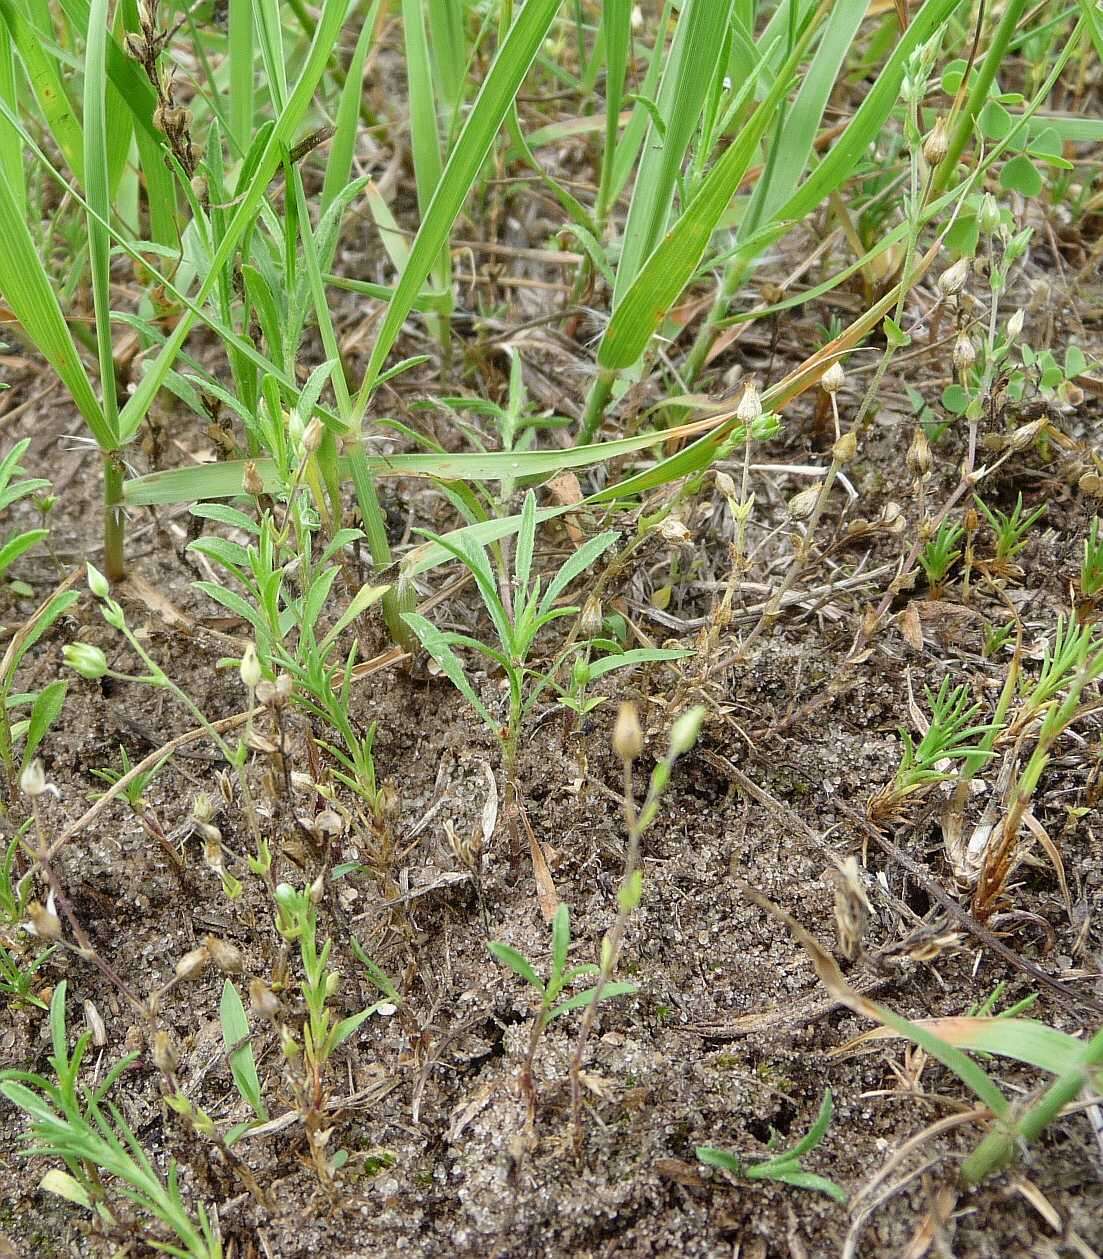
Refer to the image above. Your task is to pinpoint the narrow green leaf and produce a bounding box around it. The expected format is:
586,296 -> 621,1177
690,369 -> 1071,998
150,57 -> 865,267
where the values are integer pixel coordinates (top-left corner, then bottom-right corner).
614,0 -> 736,304
549,981 -> 637,1020
354,0 -> 564,410
0,117 -> 108,443
22,679 -> 66,770
402,612 -> 497,731
598,25 -> 810,370
487,941 -> 544,991
220,981 -> 267,1120
117,0 -> 349,441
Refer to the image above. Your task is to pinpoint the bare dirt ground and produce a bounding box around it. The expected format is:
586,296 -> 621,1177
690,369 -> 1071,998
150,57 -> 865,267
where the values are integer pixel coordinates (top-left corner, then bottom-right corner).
1,137 -> 1102,1259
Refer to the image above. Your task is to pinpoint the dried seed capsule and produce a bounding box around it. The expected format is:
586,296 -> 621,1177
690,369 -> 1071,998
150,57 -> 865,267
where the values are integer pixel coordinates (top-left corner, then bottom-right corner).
249,978 -> 280,1020
833,430 -> 858,465
787,484 -> 822,520
613,703 -> 643,763
205,935 -> 244,975
175,945 -> 210,981
922,117 -> 948,166
821,361 -> 846,394
152,1030 -> 179,1075
242,461 -> 264,496
937,257 -> 970,296
735,380 -> 762,423
27,901 -> 62,941
906,428 -> 931,478
953,334 -> 976,373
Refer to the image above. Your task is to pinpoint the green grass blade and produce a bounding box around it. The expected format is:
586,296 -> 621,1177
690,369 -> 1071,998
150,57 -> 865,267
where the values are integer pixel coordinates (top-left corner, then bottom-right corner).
0,116 -> 108,443
117,0 -> 348,442
229,0 -> 255,155
744,0 -> 868,228
403,612 -> 497,731
83,0 -> 119,441
608,0 -> 672,204
352,0 -> 564,414
428,0 -> 466,128
595,0 -> 630,223
597,24 -> 810,371
0,15 -> 23,214
220,981 -> 267,1120
253,0 -> 288,111
122,420 -> 698,506
768,0 -> 965,229
613,0 -> 736,306
321,1 -> 380,210
0,0 -> 83,182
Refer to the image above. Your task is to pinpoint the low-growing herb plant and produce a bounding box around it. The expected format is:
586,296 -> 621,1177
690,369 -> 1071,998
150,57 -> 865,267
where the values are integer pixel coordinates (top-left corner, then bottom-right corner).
869,678 -> 992,821
0,439 -> 51,594
404,491 -> 685,857
919,518 -> 965,596
974,491 -> 1045,573
270,879 -> 386,1183
570,703 -> 705,1143
1080,517 -> 1103,605
743,882 -> 1103,1193
697,1088 -> 847,1204
0,937 -> 53,1008
0,983 -> 222,1259
489,902 -> 637,1123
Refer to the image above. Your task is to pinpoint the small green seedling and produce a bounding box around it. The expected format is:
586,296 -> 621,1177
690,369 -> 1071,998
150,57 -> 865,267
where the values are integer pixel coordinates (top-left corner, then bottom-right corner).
489,902 -> 637,1120
0,824 -> 35,925
974,491 -> 1045,568
982,619 -> 1015,659
871,677 -> 992,819
90,746 -> 169,812
0,440 -> 51,593
405,491 -> 636,793
920,518 -> 964,594
0,983 -> 221,1259
697,1088 -> 847,1204
272,881 -> 386,1181
559,643 -> 691,720
1080,518 -> 1103,601
0,939 -> 53,1008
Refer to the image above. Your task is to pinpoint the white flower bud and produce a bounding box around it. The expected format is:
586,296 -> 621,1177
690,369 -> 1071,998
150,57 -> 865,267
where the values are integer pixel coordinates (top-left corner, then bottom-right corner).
669,706 -> 706,758
86,564 -> 110,600
239,643 -> 261,690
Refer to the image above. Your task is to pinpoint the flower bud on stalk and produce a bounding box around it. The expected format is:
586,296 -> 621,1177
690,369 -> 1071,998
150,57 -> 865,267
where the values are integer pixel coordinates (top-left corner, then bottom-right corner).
613,704 -> 643,763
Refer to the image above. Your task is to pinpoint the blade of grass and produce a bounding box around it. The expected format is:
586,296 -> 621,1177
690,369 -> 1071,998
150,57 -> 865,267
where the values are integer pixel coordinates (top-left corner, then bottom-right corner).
321,0 -> 380,210
351,0 -> 564,416
595,0 -> 630,226
592,20 -> 813,379
0,141 -> 108,443
0,14 -> 23,215
612,0 -> 736,306
117,0 -> 348,442
229,0 -> 255,155
0,0 -> 83,182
